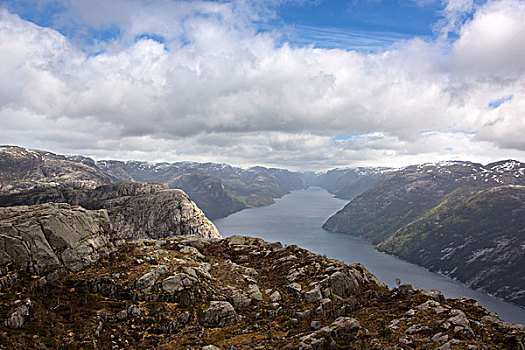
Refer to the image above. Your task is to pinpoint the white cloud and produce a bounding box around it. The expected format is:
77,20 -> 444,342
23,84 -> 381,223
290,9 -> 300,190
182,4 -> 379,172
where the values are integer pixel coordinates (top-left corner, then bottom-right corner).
452,0 -> 525,78
0,1 -> 525,170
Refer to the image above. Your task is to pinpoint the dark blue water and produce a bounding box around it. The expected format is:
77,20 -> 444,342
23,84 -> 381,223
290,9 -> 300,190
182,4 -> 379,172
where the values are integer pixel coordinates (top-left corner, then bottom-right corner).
213,186 -> 525,324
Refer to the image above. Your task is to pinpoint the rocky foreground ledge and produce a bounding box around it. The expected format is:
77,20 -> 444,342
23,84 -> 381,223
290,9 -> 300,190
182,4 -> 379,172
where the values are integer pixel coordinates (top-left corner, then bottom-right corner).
1,226 -> 524,349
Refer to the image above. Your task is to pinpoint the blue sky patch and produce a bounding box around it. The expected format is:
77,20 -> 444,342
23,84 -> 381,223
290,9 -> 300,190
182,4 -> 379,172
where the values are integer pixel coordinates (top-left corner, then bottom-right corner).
2,0 -> 457,52
275,0 -> 442,50
488,95 -> 513,109
135,33 -> 166,44
334,132 -> 375,140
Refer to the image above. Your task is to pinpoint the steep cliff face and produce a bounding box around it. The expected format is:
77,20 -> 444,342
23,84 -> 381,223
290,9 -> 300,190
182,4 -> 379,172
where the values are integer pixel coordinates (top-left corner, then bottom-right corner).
94,186 -> 221,240
0,183 -> 220,241
323,160 -> 525,307
0,146 -> 110,193
0,203 -> 114,288
0,234 -> 523,349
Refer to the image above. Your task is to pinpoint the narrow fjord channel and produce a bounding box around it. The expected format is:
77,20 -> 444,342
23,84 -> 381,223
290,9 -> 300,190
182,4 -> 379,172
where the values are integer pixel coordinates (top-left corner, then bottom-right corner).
213,186 -> 525,324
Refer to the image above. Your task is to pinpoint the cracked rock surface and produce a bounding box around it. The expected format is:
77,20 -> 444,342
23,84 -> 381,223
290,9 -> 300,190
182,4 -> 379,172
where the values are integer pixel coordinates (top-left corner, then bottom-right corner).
0,182 -> 221,240
0,203 -> 114,282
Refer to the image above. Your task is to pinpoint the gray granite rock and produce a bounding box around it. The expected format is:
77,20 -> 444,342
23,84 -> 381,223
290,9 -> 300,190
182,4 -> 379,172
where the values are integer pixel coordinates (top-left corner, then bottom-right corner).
0,203 -> 114,279
198,301 -> 238,327
328,271 -> 359,298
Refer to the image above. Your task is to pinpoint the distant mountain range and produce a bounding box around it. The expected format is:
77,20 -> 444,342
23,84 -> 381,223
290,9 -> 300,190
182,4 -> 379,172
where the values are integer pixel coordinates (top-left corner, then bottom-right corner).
0,145 -> 385,219
310,166 -> 391,200
0,146 -> 308,219
323,160 -> 525,307
96,159 -> 309,219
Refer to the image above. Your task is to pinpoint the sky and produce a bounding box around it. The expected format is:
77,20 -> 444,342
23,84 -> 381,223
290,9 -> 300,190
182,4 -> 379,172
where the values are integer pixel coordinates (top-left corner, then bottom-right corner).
1,0 -> 525,170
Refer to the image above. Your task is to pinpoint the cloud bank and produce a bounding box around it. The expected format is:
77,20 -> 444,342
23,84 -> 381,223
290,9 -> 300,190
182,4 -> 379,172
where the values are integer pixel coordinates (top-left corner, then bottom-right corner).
1,0 -> 525,169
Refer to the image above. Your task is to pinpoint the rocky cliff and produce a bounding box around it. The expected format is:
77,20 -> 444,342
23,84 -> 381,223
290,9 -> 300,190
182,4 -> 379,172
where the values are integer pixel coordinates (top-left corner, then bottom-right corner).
323,160 -> 525,307
0,203 -> 114,290
92,184 -> 221,240
0,231 -> 523,349
0,182 -> 220,241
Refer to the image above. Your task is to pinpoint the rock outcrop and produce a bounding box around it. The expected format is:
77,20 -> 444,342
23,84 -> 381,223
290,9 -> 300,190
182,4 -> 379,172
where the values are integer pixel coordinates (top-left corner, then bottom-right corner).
89,184 -> 221,240
0,234 -> 523,349
0,203 -> 114,287
0,182 -> 221,240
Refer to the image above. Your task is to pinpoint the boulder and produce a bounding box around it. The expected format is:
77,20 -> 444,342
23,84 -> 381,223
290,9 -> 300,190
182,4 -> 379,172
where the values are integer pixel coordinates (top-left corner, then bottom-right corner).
328,271 -> 359,298
161,273 -> 197,293
5,313 -> 25,329
304,286 -> 322,303
248,284 -> 263,301
4,299 -> 32,329
329,317 -> 361,337
447,310 -> 474,338
232,292 -> 252,308
202,346 -> 219,350
270,291 -> 282,302
287,282 -> 302,295
395,284 -> 420,297
311,320 -> 323,330
134,265 -> 169,291
127,305 -> 142,317
198,301 -> 238,327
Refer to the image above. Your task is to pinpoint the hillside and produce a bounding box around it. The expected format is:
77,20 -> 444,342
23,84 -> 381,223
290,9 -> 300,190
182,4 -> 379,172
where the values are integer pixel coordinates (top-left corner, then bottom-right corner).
323,160 -> 525,306
377,185 -> 525,306
0,146 -> 110,193
0,204 -> 523,349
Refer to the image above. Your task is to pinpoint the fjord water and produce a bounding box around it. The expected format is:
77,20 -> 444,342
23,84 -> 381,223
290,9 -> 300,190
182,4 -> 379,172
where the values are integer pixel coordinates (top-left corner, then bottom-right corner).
213,186 -> 525,324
